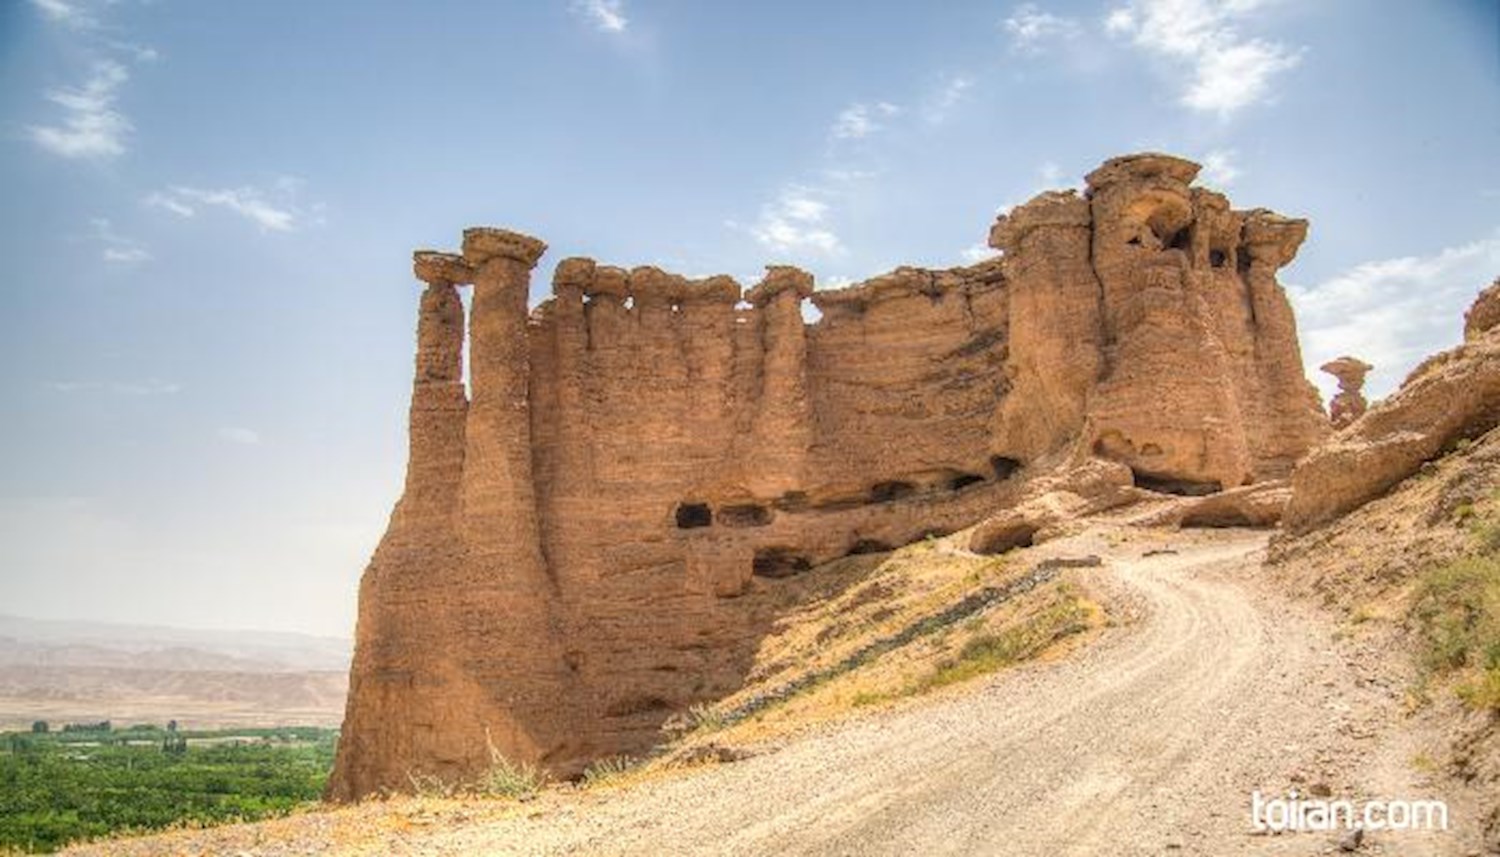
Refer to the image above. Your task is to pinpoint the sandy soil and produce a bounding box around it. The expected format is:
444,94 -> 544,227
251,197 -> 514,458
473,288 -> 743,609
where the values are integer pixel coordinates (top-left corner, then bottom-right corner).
68,528 -> 1488,856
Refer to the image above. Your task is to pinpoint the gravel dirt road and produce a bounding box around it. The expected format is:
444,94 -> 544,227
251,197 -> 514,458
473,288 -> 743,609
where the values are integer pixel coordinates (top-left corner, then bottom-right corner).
70,528 -> 1481,855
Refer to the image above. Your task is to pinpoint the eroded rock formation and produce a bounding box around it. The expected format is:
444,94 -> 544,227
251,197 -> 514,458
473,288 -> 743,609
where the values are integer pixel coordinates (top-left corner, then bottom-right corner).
1321,355 -> 1373,429
1284,284 -> 1500,534
328,153 -> 1328,799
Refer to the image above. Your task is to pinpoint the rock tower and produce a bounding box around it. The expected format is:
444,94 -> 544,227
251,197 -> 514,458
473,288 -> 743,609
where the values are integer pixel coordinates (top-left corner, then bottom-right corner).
327,153 -> 1329,799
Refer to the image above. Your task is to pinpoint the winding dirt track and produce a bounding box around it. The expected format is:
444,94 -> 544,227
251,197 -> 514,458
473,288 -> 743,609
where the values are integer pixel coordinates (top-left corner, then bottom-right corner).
71,529 -> 1471,855
420,531 -> 1454,856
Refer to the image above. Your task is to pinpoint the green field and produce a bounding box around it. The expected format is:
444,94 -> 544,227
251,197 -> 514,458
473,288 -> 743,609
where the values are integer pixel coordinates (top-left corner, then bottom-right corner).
0,722 -> 337,854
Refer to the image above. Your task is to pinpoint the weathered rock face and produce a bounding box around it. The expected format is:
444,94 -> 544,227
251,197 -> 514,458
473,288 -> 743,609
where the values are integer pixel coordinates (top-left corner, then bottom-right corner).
1321,355 -> 1373,429
328,153 -> 1327,799
1284,284 -> 1500,534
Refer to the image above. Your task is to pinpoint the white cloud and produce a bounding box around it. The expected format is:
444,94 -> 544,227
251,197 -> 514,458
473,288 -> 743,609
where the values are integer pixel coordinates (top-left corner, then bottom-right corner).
1287,229 -> 1500,399
924,76 -> 974,124
218,427 -> 262,445
570,0 -> 628,33
1105,0 -> 1302,116
144,183 -> 317,233
746,186 -> 844,256
1199,148 -> 1239,186
1004,3 -> 1081,53
962,243 -> 999,263
1039,161 -> 1063,185
91,217 -> 151,264
831,101 -> 901,141
27,60 -> 131,159
29,0 -> 97,29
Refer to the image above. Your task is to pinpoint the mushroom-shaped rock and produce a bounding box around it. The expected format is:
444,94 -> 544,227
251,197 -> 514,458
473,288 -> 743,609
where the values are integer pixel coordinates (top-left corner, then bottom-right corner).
1241,210 -> 1309,269
1321,355 -> 1373,430
552,257 -> 596,292
629,266 -> 688,305
745,265 -> 814,307
413,251 -> 473,285
1465,277 -> 1500,341
682,274 -> 741,304
589,265 -> 630,301
1084,152 -> 1201,193
461,227 -> 547,268
988,190 -> 1091,253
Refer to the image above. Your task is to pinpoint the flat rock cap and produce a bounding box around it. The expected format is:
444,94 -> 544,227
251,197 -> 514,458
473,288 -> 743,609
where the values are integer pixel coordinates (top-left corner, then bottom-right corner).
413,250 -> 473,285
462,227 -> 547,268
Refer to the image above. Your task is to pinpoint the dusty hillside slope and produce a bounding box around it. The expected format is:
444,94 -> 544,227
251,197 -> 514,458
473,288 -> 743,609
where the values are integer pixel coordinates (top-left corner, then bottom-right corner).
1266,281 -> 1500,852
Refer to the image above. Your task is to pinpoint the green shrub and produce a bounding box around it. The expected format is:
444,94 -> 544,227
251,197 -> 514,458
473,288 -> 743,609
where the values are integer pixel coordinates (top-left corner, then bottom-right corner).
1410,553 -> 1500,711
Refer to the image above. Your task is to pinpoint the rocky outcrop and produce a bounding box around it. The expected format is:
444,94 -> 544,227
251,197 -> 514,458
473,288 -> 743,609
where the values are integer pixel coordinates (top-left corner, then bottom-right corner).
1321,356 -> 1373,429
330,153 -> 1328,799
1284,285 -> 1500,534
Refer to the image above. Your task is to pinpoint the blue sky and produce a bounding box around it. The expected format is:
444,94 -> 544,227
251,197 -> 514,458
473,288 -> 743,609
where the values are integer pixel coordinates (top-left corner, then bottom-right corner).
0,0 -> 1496,637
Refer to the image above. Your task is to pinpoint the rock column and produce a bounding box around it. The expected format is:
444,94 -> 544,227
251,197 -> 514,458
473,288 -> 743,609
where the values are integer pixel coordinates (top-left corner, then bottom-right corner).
1321,355 -> 1373,429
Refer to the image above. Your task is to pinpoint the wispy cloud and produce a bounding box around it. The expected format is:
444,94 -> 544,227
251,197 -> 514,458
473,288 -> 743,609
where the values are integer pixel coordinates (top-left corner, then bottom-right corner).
91,218 -> 151,264
48,378 -> 181,396
742,185 -> 844,257
1105,0 -> 1302,117
29,0 -> 98,30
218,427 -> 262,446
961,243 -> 999,264
27,60 -> 131,159
923,75 -> 974,124
1199,148 -> 1239,186
831,101 -> 901,141
570,0 -> 628,33
1003,3 -> 1081,54
1288,229 -> 1500,398
145,181 -> 321,233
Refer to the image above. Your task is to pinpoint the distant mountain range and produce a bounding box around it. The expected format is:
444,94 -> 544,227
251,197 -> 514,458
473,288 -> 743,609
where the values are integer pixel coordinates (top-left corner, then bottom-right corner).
0,614 -> 350,673
0,615 -> 351,731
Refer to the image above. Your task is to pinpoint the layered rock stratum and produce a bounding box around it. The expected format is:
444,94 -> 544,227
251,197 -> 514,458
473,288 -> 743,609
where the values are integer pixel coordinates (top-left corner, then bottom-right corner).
327,152 -> 1331,799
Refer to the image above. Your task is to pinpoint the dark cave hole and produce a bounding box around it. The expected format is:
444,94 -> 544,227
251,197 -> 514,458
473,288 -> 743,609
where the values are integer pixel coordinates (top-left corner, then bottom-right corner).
1166,227 -> 1192,251
870,481 -> 918,503
847,538 -> 894,556
719,504 -> 772,528
675,502 -> 712,529
948,472 -> 987,491
990,456 -> 1023,480
1130,469 -> 1223,497
1209,248 -> 1228,268
752,548 -> 813,579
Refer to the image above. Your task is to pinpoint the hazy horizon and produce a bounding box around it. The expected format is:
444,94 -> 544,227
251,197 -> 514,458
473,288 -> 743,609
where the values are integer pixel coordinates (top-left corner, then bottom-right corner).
2,0 -> 1496,637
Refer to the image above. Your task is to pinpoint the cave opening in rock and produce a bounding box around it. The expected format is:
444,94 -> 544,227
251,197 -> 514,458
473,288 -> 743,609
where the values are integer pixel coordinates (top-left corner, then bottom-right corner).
948,472 -> 986,491
990,456 -> 1022,480
1209,248 -> 1228,268
1130,469 -> 1223,497
773,491 -> 809,511
1181,509 -> 1259,528
719,504 -> 772,528
847,538 -> 894,556
1167,227 -> 1192,251
752,548 -> 813,579
870,481 -> 918,503
675,503 -> 712,529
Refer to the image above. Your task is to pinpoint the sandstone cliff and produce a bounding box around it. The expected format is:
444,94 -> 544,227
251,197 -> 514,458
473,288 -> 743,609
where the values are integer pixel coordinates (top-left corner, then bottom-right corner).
328,153 -> 1328,799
